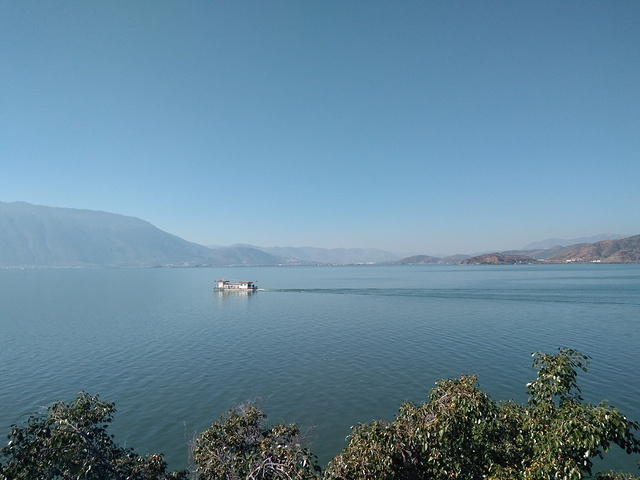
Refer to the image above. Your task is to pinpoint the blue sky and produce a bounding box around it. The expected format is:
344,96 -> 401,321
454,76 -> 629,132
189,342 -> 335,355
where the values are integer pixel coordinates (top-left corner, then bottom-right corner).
2,1 -> 639,255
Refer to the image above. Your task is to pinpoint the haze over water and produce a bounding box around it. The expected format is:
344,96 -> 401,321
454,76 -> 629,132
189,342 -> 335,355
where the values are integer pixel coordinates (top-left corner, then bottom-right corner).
1,265 -> 639,472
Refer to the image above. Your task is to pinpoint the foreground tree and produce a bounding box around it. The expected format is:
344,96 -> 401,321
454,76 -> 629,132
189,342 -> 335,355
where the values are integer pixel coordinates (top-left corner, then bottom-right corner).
2,349 -> 638,479
324,348 -> 640,480
192,402 -> 321,480
516,349 -> 640,479
0,392 -> 187,480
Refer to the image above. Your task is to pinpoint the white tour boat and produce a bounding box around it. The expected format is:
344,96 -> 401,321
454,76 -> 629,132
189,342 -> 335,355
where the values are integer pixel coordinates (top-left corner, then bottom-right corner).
214,280 -> 258,291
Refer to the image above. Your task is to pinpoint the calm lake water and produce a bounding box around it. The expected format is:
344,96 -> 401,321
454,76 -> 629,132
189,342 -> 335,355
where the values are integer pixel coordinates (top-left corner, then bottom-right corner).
1,264 -> 639,473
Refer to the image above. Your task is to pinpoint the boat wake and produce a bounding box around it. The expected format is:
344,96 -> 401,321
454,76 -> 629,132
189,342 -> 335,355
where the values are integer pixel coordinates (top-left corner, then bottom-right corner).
258,288 -> 426,297
257,288 -> 635,305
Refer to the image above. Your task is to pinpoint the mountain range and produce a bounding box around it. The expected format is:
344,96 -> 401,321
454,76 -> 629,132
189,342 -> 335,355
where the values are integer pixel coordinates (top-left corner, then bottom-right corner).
394,236 -> 640,266
453,236 -> 640,265
227,244 -> 400,264
0,202 -> 396,267
1,201 -> 637,267
0,201 -> 221,267
520,234 -> 630,250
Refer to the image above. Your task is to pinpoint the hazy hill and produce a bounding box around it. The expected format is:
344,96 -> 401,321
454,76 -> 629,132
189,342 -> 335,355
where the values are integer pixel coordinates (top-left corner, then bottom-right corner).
547,235 -> 640,263
521,234 -> 628,250
240,245 -> 400,264
395,235 -> 640,265
460,253 -> 540,265
0,202 -> 282,267
393,254 -> 470,265
500,245 -> 566,260
207,246 -> 288,266
439,254 -> 471,264
3,201 -> 637,267
458,235 -> 640,265
394,255 -> 441,265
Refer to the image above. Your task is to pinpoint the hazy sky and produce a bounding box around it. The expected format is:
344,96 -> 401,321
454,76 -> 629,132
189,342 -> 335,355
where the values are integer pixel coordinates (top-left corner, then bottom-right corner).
2,1 -> 639,255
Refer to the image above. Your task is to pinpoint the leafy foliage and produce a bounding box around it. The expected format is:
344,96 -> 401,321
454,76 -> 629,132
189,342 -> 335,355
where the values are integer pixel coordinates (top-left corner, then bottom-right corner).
596,472 -> 640,480
192,402 -> 321,479
2,349 -> 639,480
0,392 -> 187,480
324,348 -> 640,480
516,349 -> 640,479
324,374 -> 500,479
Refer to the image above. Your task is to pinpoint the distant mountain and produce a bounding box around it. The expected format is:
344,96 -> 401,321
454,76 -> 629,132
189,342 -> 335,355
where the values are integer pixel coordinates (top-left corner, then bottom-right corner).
394,255 -> 441,265
463,235 -> 640,265
393,253 -> 470,265
238,245 -> 400,264
500,245 -> 566,260
3,201 -> 637,267
207,246 -> 287,266
439,254 -> 471,264
546,235 -> 640,264
460,253 -> 541,265
0,202 -> 282,267
521,234 -> 628,250
395,235 -> 640,265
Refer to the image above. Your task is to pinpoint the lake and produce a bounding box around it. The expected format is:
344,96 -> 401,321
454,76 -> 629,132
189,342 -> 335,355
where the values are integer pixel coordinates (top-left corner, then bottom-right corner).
1,264 -> 639,473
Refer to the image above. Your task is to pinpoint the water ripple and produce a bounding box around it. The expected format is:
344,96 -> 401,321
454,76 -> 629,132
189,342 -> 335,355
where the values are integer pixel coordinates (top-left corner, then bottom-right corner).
1,265 -> 638,471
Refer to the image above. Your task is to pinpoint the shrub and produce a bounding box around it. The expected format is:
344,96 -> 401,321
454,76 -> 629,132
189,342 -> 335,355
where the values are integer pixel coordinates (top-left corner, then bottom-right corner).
0,392 -> 187,480
192,402 -> 321,479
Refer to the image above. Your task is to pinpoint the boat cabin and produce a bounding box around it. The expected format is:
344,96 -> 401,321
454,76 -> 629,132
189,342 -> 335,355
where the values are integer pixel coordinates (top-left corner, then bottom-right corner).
214,280 -> 258,291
